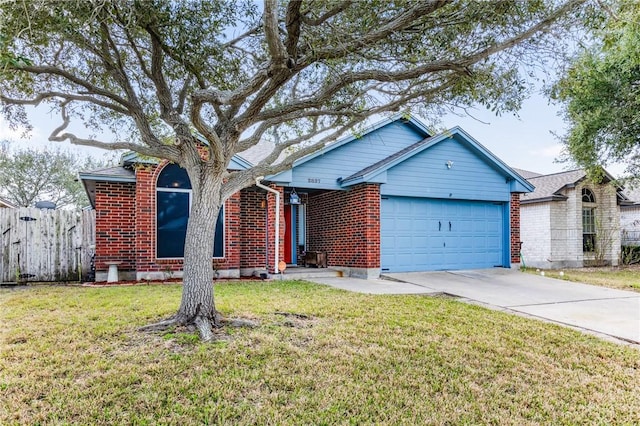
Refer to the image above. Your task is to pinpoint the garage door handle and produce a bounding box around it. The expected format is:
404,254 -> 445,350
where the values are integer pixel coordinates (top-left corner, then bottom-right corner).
449,221 -> 452,231
438,221 -> 441,231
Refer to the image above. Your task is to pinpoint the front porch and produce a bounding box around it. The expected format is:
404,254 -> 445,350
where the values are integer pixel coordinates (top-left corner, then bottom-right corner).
280,183 -> 381,279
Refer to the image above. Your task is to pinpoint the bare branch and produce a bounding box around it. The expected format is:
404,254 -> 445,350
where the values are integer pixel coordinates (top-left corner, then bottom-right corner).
96,20 -> 168,151
189,100 -> 224,165
176,76 -> 192,114
146,27 -> 181,126
222,25 -> 262,48
301,1 -> 352,26
192,66 -> 270,108
120,21 -> 153,81
251,64 -> 459,125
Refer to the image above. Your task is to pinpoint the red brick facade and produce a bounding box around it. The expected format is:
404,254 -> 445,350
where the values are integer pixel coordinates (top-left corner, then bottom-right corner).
307,184 -> 380,270
93,163 -> 522,280
94,181 -> 136,273
266,185 -> 286,273
93,161 -> 285,280
239,188 -> 267,271
510,192 -> 521,264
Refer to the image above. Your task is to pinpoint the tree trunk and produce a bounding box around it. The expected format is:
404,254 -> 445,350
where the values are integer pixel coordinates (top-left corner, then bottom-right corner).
174,171 -> 223,341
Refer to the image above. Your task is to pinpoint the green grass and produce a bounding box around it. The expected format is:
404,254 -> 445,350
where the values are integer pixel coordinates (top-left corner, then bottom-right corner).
1,281 -> 639,425
525,267 -> 640,292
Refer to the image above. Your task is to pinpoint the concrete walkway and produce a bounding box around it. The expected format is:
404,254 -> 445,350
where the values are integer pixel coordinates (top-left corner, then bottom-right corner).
307,269 -> 640,345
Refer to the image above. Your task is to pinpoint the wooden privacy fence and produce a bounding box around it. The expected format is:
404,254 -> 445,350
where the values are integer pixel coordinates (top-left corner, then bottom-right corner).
0,208 -> 95,283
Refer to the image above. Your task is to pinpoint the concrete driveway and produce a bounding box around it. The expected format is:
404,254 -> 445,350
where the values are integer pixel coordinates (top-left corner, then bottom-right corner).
308,269 -> 640,345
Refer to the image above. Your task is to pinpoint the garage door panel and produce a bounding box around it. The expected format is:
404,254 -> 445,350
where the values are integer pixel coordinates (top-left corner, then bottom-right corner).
381,197 -> 506,272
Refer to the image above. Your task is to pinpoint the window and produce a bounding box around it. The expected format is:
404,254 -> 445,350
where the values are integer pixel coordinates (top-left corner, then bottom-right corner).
156,164 -> 224,258
582,188 -> 595,203
582,188 -> 596,253
582,207 -> 596,252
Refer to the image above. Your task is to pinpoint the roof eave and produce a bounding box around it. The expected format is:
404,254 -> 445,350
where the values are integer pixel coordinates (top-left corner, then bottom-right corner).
77,172 -> 136,183
448,126 -> 535,193
340,172 -> 388,187
78,171 -> 136,209
520,194 -> 569,204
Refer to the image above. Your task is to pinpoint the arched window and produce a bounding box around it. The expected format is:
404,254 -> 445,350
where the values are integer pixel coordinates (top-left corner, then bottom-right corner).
582,188 -> 596,203
156,164 -> 224,258
581,188 -> 596,253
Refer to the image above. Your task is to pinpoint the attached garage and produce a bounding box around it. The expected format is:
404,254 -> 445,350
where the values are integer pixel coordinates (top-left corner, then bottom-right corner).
381,196 -> 507,272
269,114 -> 533,278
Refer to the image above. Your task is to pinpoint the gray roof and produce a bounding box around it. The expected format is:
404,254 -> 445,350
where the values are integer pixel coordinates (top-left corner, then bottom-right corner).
79,166 -> 135,181
622,186 -> 640,206
238,141 -> 275,165
520,169 -> 587,203
78,166 -> 136,209
511,168 -> 544,179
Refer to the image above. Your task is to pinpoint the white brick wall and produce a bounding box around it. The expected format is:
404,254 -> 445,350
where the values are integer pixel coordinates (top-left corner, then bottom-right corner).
520,202 -> 551,267
621,206 -> 640,245
521,181 -> 620,268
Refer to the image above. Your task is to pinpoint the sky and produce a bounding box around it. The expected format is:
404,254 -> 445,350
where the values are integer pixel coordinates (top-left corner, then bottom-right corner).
441,92 -> 572,175
0,91 -> 625,177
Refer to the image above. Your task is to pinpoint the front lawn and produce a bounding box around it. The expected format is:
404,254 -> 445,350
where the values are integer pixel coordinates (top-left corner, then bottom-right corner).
525,266 -> 640,293
1,281 -> 639,425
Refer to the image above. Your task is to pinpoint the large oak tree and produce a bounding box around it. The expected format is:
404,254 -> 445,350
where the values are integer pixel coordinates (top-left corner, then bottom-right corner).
0,0 -> 585,340
553,0 -> 640,177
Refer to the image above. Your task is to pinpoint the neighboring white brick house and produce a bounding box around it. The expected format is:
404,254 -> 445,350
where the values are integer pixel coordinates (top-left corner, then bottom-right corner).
620,187 -> 640,246
516,169 -> 627,269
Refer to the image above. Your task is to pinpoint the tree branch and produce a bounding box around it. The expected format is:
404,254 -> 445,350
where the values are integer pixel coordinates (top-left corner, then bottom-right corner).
97,20 -> 168,151
307,1 -> 451,61
146,25 -> 192,140
48,102 -> 179,161
264,0 -> 288,65
285,0 -> 302,58
0,92 -> 128,115
10,64 -> 133,109
460,0 -> 585,66
301,1 -> 352,26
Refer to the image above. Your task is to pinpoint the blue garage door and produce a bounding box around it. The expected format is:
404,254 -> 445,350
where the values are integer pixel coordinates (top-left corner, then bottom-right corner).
381,197 -> 506,272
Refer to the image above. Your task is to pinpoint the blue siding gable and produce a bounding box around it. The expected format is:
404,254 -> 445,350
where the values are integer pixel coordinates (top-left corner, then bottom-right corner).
381,135 -> 510,200
268,115 -> 430,189
341,127 -> 533,200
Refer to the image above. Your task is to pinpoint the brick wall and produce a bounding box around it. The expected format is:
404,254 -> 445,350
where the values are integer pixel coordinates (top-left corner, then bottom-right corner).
94,181 -> 136,273
134,165 -> 158,273
510,193 -> 520,264
214,191 -> 241,272
307,184 -> 380,269
520,201 -> 552,267
521,182 -> 621,268
94,160 -> 243,280
240,188 -> 267,271
265,185 -> 285,273
578,182 -> 621,266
